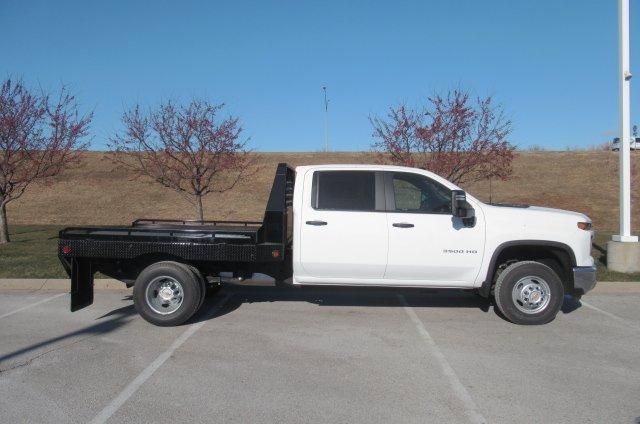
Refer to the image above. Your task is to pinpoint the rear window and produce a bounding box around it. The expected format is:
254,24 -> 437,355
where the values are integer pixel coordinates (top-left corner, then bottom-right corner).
312,171 -> 376,211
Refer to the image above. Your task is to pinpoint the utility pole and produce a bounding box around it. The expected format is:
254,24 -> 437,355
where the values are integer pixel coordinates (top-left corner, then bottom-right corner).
608,0 -> 639,274
613,0 -> 637,243
322,86 -> 329,152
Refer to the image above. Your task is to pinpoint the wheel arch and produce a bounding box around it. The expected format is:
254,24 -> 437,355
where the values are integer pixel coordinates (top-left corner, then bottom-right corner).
478,240 -> 577,297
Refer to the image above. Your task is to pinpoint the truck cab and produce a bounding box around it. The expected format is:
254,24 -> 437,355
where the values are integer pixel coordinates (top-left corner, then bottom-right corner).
293,164 -> 593,283
293,165 -> 484,286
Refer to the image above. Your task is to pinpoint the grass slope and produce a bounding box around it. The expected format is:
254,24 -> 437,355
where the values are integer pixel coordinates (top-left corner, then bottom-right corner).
6,151 -> 640,232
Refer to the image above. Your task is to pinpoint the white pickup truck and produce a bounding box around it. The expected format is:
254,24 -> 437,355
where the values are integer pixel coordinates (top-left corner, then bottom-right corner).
58,163 -> 596,326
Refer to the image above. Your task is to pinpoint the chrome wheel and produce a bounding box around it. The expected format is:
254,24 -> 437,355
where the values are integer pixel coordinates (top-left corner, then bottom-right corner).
145,276 -> 184,315
511,276 -> 551,314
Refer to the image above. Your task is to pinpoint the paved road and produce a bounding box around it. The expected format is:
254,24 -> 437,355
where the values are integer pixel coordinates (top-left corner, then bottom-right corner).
0,286 -> 638,423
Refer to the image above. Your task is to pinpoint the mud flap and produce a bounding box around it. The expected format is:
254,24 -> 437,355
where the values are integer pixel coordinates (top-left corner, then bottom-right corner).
70,258 -> 94,312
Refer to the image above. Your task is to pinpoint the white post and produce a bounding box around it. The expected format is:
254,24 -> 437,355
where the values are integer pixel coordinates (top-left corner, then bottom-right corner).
613,0 -> 638,242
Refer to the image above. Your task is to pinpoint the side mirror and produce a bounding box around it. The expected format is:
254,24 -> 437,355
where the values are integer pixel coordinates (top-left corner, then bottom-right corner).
451,190 -> 467,217
451,190 -> 476,227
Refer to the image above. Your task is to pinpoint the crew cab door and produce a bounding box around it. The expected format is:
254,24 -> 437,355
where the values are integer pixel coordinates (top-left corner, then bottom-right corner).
384,172 -> 484,286
299,170 -> 388,279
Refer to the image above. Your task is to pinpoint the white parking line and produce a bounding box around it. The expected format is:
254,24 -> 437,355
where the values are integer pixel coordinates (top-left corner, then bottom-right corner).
0,293 -> 67,320
580,300 -> 639,330
89,292 -> 232,424
398,295 -> 487,424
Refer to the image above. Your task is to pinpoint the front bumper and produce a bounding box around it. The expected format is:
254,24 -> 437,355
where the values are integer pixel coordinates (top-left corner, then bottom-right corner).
572,266 -> 597,295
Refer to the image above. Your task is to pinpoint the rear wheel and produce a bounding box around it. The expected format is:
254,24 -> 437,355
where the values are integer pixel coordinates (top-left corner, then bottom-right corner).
493,261 -> 564,325
177,263 -> 207,310
134,261 -> 202,326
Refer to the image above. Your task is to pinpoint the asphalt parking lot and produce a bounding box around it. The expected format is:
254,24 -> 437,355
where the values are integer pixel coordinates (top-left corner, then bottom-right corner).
0,284 -> 639,424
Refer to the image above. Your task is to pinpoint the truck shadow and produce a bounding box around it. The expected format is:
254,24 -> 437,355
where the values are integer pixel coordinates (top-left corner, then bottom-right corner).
0,289 -> 587,369
0,298 -> 137,367
191,285 -> 584,325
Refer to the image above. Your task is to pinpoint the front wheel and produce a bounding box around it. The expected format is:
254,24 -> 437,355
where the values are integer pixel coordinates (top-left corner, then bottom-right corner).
493,261 -> 564,325
133,261 -> 203,326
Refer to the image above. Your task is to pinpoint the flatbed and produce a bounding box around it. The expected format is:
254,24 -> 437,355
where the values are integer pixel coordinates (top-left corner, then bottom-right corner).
59,163 -> 294,315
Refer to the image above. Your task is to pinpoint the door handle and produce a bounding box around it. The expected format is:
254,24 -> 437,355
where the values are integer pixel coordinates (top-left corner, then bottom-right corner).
306,220 -> 328,226
392,222 -> 414,228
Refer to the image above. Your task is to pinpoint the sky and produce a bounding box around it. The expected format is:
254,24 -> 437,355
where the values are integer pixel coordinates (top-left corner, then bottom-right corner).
1,0 -> 639,151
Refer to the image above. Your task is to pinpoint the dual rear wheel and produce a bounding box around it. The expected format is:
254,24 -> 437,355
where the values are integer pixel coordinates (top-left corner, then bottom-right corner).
133,261 -> 213,326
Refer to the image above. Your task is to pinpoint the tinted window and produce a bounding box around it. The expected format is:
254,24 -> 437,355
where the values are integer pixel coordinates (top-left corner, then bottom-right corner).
392,173 -> 452,214
314,171 -> 376,211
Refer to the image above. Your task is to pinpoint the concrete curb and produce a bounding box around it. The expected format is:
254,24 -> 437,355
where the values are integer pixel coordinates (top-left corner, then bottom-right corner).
0,278 -> 128,291
0,278 -> 638,293
588,281 -> 640,294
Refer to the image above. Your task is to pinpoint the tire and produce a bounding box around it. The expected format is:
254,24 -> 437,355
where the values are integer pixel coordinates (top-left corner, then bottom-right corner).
133,261 -> 203,326
177,263 -> 207,311
493,261 -> 564,325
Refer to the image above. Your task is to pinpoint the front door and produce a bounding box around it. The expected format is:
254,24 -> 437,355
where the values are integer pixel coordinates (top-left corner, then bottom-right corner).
299,170 -> 388,280
384,172 -> 484,285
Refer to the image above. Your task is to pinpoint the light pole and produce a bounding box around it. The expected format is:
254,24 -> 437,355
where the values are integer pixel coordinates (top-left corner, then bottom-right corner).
322,86 -> 329,152
608,0 -> 640,274
613,0 -> 638,243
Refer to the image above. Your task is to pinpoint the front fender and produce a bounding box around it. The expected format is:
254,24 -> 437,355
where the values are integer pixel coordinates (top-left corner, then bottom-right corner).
477,240 -> 577,297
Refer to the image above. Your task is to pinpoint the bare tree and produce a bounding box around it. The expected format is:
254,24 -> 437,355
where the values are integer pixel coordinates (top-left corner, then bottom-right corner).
370,89 -> 515,185
0,78 -> 91,244
108,99 -> 254,221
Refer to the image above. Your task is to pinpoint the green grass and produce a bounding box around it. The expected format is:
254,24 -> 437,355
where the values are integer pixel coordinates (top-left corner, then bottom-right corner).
591,231 -> 640,282
0,225 -> 67,278
0,225 -> 638,282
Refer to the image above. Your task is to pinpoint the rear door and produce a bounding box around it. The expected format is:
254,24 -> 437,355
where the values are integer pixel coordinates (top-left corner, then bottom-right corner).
299,170 -> 388,279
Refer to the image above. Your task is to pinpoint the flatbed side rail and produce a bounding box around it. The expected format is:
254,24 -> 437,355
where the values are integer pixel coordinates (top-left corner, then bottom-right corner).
59,228 -> 258,244
132,218 -> 263,227
58,238 -> 285,263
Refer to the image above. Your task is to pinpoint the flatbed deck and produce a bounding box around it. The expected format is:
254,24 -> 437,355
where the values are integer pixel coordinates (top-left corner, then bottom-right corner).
58,163 -> 295,311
